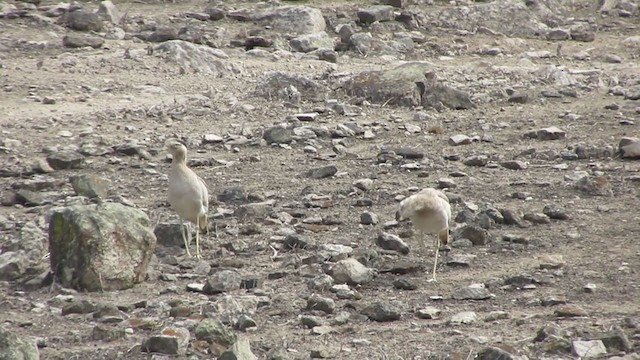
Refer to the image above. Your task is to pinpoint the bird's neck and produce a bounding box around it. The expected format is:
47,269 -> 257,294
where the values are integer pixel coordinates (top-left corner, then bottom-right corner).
171,154 -> 187,168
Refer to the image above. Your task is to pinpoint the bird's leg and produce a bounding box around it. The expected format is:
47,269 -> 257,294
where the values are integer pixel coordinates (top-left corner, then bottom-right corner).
195,217 -> 201,259
180,218 -> 192,257
431,235 -> 441,282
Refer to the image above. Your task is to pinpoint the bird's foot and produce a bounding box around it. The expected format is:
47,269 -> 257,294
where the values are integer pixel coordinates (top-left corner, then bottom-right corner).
427,277 -> 437,283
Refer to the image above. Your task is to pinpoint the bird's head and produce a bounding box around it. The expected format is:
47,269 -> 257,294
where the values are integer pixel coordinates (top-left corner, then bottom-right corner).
166,140 -> 187,160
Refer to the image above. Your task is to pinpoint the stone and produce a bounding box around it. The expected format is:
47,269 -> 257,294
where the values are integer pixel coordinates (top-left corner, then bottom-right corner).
329,258 -> 374,285
48,203 -> 156,291
253,6 -> 325,35
475,347 -> 515,360
446,253 -> 476,267
357,6 -> 395,24
554,305 -> 588,317
62,299 -> 96,315
572,340 -> 606,358
463,155 -> 489,167
353,178 -> 373,191
375,232 -> 410,255
361,302 -> 401,322
69,174 -> 109,199
416,306 -> 440,319
343,63 -> 474,109
360,211 -> 379,225
524,213 -> 550,224
59,9 -> 103,32
450,311 -> 478,324
154,40 -> 235,75
449,134 -> 472,146
619,138 -> 640,159
204,295 -> 259,325
203,270 -> 242,294
46,150 -> 85,170
219,337 -> 257,360
142,327 -> 190,356
500,160 -> 527,170
0,251 -> 28,281
62,34 -> 104,49
91,324 -> 126,342
307,275 -> 334,291
290,32 -> 334,53
392,278 -> 417,290
453,225 -> 491,245
97,1 -> 121,24
452,285 -> 491,300
542,205 -> 570,220
303,165 -> 338,179
0,326 -> 39,360
153,223 -> 188,249
306,294 -> 335,314
263,126 -> 293,144
195,318 -> 236,347
535,126 -> 566,140
300,315 -> 323,328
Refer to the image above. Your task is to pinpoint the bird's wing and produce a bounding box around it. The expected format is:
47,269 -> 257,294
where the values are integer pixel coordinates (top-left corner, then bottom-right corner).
197,175 -> 209,210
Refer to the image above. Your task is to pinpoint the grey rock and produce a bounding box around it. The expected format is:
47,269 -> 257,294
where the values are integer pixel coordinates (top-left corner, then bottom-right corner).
154,40 -> 236,75
546,28 -> 570,41
437,178 -> 456,189
310,345 -> 337,359
97,1 -> 121,24
61,299 -> 96,315
574,175 -> 613,196
69,174 -> 109,199
361,302 -> 401,322
253,6 -> 325,35
526,126 -> 566,140
235,201 -> 274,219
306,294 -> 335,314
255,72 -> 328,102
416,306 -> 441,319
59,9 -> 103,32
344,62 -> 473,109
90,324 -> 126,342
48,203 -> 156,291
283,234 -> 311,250
263,126 -> 293,144
375,232 -> 410,255
14,190 -> 47,207
357,5 -> 395,24
300,315 -> 323,328
450,311 -> 478,324
204,295 -> 259,325
218,187 -> 248,205
330,258 -> 374,285
141,327 -> 190,356
317,48 -> 337,63
500,208 -> 524,226
463,155 -> 489,167
203,270 -> 242,294
46,150 -> 85,170
62,34 -> 104,49
446,253 -> 476,267
619,137 -> 640,159
572,340 -> 606,358
449,134 -> 472,146
542,205 -> 570,220
453,225 -> 491,245
452,285 -> 491,300
0,251 -> 28,280
523,212 -> 550,224
307,274 -> 334,291
500,160 -> 527,170
303,165 -> 337,179
360,211 -> 379,225
219,337 -> 257,360
353,178 -> 373,191
484,311 -> 510,321
392,278 -> 417,290
475,346 -> 515,360
290,32 -> 334,53
195,318 -> 236,347
0,326 -> 39,360
598,328 -> 632,352
153,222 -> 188,249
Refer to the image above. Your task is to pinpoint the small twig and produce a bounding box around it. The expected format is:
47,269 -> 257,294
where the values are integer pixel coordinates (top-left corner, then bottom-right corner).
269,245 -> 279,261
98,272 -> 104,293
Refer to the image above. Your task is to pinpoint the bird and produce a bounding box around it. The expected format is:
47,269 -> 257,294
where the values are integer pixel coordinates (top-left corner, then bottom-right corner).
166,140 -> 209,258
396,188 -> 451,282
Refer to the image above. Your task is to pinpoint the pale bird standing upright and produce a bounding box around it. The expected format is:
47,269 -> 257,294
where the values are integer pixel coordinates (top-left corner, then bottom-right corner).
396,188 -> 451,282
167,140 -> 209,258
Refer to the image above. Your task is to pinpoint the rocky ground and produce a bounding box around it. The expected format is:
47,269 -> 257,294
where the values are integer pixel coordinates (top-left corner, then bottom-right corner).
1,0 -> 640,359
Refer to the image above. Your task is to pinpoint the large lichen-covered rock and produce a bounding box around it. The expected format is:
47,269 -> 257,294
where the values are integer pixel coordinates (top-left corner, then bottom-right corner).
342,62 -> 474,109
0,326 -> 39,360
48,202 -> 156,291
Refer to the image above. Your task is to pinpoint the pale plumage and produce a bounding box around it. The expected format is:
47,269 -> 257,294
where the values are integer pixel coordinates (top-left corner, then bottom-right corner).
396,188 -> 451,281
167,141 -> 208,258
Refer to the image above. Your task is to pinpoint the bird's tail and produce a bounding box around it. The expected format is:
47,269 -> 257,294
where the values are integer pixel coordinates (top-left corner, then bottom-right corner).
438,228 -> 449,245
198,214 -> 208,233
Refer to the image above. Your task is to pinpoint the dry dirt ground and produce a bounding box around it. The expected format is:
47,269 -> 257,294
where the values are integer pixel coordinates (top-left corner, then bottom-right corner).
1,0 -> 639,359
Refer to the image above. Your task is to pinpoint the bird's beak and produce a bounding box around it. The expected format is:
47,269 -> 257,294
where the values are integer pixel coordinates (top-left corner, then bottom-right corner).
395,210 -> 402,222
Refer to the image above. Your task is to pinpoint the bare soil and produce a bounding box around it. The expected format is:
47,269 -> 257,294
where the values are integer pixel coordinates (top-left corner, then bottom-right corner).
1,0 -> 639,359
